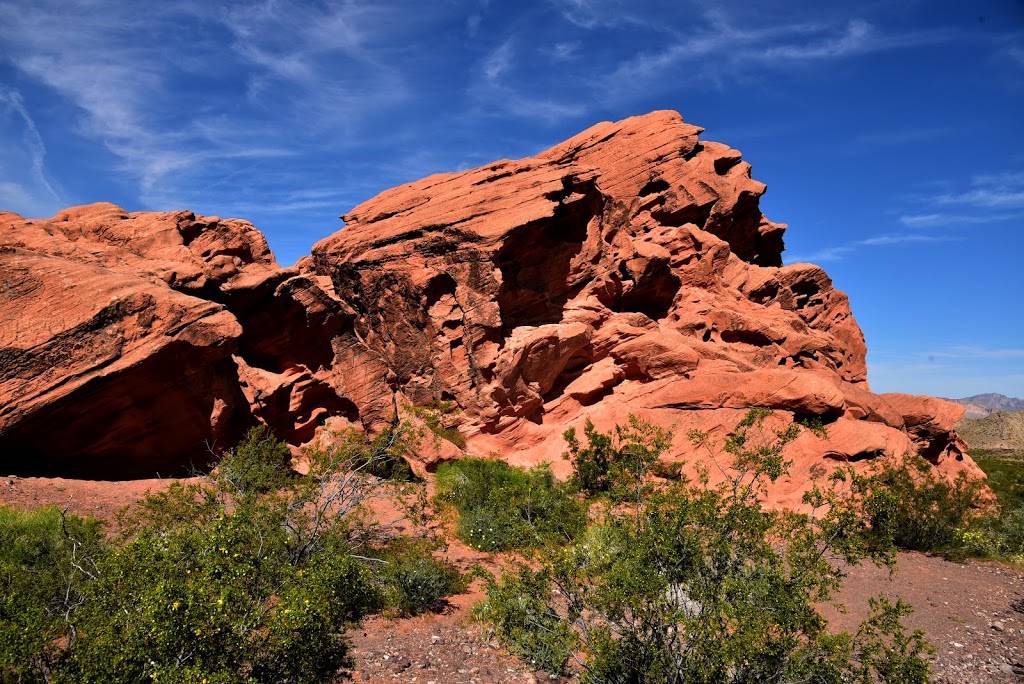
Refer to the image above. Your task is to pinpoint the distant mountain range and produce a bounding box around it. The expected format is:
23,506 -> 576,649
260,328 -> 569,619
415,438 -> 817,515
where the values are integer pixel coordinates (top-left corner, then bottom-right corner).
951,393 -> 1024,419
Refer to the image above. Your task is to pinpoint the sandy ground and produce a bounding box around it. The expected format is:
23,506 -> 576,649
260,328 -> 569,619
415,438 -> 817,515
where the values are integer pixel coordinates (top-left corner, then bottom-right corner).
3,475 -> 1023,682
827,554 -> 1024,683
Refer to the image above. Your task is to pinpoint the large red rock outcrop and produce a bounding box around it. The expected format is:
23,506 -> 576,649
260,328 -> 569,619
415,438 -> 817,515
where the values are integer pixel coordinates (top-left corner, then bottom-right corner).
0,111 -> 979,497
306,110 -> 979,500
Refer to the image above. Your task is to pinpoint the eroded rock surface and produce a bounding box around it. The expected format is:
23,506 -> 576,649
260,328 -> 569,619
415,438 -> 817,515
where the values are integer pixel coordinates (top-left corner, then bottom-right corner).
0,203 -> 345,477
307,110 -> 977,500
0,111 -> 979,495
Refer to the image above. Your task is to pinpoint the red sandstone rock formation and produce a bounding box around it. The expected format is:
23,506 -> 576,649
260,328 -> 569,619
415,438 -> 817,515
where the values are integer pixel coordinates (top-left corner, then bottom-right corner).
0,111 -> 979,497
306,110 -> 978,501
0,202 -> 345,476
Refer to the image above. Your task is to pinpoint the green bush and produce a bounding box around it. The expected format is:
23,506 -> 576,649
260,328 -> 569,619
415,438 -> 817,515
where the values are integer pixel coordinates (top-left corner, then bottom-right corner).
474,566 -> 575,674
0,506 -> 105,680
0,424 -> 463,682
563,419 -> 615,494
946,456 -> 1024,561
377,540 -> 466,616
849,451 -> 1024,562
863,454 -> 985,553
478,412 -> 932,682
563,415 -> 672,499
59,520 -> 379,683
434,458 -> 586,551
216,424 -> 295,493
975,454 -> 1024,510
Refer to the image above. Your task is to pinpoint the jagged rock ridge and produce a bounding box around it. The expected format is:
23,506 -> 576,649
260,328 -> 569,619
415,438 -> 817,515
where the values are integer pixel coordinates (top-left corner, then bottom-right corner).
0,111 -> 978,500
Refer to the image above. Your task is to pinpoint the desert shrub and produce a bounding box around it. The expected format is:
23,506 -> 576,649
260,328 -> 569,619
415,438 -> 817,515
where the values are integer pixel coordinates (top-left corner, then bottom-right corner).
410,401 -> 467,450
951,504 -> 1024,561
563,415 -> 672,499
862,454 -> 985,553
794,413 -> 830,438
434,458 -> 586,551
943,456 -> 1024,560
377,539 -> 466,616
217,424 -> 295,493
1,424 -> 463,682
58,514 -> 380,683
54,428 -> 390,682
474,565 -> 576,674
296,421 -> 421,483
478,411 -> 932,682
563,419 -> 615,494
850,451 -> 1024,561
0,506 -> 105,681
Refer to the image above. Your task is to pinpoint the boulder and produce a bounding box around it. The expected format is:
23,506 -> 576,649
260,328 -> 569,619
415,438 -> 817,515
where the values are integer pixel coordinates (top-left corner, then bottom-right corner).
0,203 -> 355,476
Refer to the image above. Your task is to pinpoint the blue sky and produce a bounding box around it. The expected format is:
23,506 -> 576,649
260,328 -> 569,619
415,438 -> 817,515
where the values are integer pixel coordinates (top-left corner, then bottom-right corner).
1,0 -> 1022,398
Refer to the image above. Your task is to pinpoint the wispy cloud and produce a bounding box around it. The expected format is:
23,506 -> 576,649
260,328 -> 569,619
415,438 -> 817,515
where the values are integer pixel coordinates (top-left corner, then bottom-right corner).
545,41 -> 582,61
853,126 -> 953,147
1004,44 -> 1024,68
899,212 -> 1023,228
0,3 -> 283,205
889,170 -> 1024,234
550,0 -> 654,30
930,171 -> 1024,210
471,36 -> 586,123
483,39 -> 516,82
869,342 -> 1024,396
870,343 -> 1024,396
218,0 -> 410,116
925,346 -> 1024,361
787,233 -> 955,263
0,88 -> 62,214
605,12 -> 960,95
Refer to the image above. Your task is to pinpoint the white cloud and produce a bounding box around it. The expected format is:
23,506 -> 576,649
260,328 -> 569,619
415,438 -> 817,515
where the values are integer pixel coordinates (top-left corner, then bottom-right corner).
0,88 -> 62,212
550,0 -> 651,30
931,171 -> 1024,210
472,36 -> 585,123
787,233 -> 954,263
925,346 -> 1024,361
546,41 -> 582,61
0,181 -> 51,216
760,19 -> 874,59
605,12 -> 959,94
869,346 -> 1024,397
483,39 -> 516,82
0,0 -> 415,210
899,212 -> 1022,227
1004,45 -> 1024,68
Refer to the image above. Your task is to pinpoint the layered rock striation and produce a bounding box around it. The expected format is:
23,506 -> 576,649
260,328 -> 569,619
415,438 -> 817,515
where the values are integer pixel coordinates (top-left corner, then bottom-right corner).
0,111 -> 977,498
0,202 -> 347,476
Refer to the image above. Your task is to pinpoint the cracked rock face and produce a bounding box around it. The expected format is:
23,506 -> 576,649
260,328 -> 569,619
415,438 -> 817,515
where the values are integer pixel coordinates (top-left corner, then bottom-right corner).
0,111 -> 980,499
